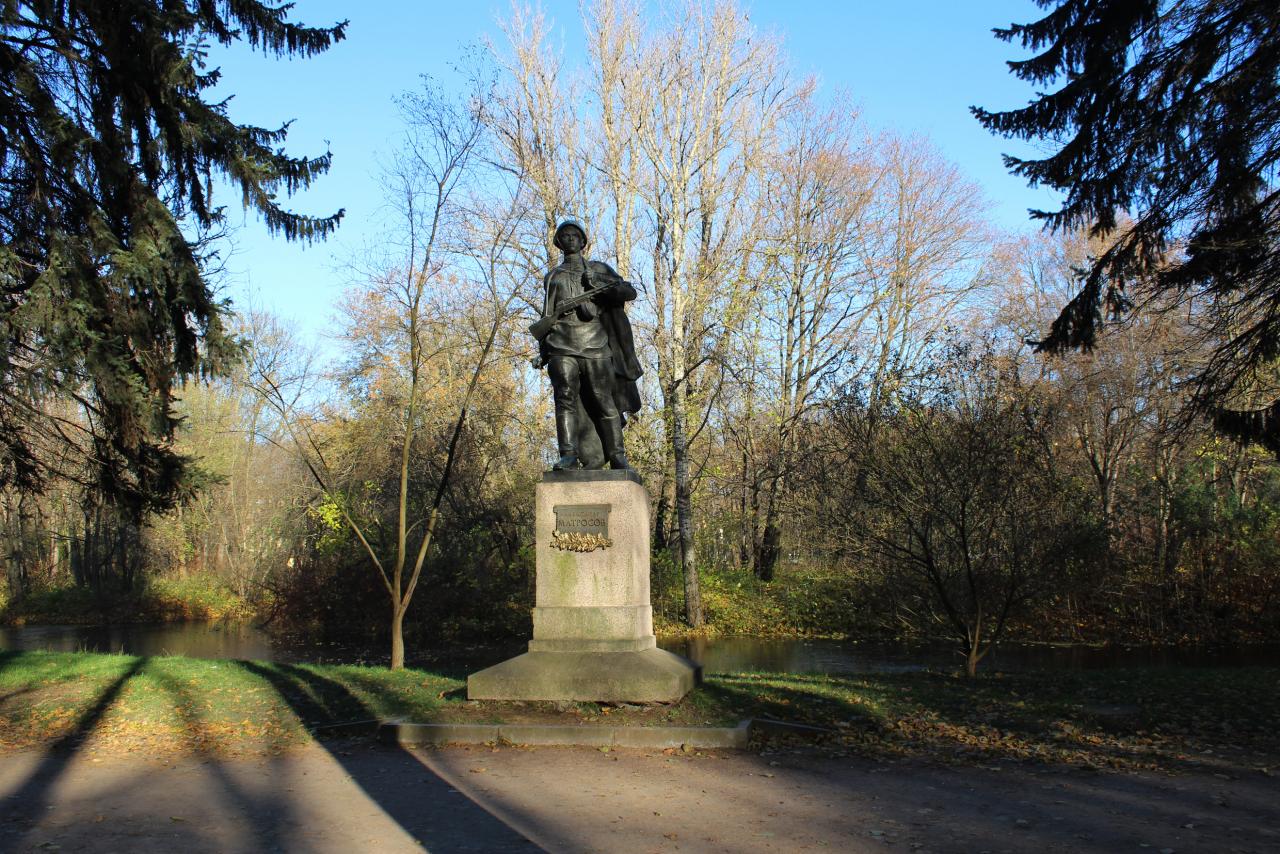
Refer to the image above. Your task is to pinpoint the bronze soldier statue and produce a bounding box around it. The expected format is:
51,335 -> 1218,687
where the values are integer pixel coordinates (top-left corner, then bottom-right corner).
530,219 -> 641,470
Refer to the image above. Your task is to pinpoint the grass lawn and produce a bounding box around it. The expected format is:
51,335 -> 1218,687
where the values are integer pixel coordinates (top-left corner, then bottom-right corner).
2,650 -> 1277,771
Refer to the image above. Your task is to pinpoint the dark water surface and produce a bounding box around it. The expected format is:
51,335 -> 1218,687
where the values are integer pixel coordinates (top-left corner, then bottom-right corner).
2,621 -> 1277,674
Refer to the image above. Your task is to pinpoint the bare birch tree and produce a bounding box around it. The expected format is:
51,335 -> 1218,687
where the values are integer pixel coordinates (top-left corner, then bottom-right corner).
744,94 -> 872,580
490,5 -> 589,264
623,1 -> 791,625
254,74 -> 526,669
583,0 -> 644,277
854,134 -> 992,420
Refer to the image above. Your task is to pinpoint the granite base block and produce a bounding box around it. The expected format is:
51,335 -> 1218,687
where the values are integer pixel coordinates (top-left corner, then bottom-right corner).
466,647 -> 700,703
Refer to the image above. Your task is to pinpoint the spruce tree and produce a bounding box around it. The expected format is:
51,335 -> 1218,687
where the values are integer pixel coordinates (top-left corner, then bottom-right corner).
973,0 -> 1280,452
0,1 -> 345,514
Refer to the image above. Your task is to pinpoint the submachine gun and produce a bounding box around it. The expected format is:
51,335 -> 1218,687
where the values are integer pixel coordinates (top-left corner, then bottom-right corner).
527,268 -> 624,341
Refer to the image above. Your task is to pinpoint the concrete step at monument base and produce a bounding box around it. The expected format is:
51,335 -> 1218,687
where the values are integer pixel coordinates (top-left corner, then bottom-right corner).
466,648 -> 699,703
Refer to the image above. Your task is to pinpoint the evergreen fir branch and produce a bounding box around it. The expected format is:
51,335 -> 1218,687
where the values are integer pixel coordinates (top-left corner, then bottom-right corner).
0,1 -> 344,515
976,0 -> 1280,450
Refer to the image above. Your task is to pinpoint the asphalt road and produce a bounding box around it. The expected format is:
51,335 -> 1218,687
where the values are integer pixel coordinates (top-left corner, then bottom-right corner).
1,739 -> 1277,853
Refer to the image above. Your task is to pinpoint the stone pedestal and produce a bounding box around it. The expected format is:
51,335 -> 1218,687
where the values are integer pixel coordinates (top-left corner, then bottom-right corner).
467,470 -> 699,702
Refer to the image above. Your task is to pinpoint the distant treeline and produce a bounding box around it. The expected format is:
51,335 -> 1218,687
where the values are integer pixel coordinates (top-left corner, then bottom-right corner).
4,303 -> 1276,657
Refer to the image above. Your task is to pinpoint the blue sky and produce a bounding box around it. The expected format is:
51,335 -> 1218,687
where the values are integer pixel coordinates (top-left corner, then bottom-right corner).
209,1 -> 1056,346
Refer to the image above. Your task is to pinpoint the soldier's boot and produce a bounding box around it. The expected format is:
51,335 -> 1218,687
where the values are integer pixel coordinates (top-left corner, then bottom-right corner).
599,414 -> 632,470
553,407 -> 580,470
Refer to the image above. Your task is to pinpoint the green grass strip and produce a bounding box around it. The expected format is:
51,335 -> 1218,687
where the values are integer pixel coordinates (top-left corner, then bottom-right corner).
2,651 -> 1277,770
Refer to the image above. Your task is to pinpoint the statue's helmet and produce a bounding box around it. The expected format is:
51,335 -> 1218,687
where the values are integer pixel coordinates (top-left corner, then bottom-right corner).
552,219 -> 588,250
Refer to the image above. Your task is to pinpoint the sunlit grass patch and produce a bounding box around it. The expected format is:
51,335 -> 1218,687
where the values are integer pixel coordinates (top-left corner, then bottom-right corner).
0,651 -> 462,755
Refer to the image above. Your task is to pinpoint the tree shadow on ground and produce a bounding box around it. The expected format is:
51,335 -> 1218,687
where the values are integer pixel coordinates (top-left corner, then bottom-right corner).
0,653 -> 541,851
1,655 -> 295,850
143,660 -> 299,851
0,684 -> 38,704
0,655 -> 145,831
699,670 -> 1251,770
700,672 -> 880,727
235,660 -> 543,852
706,746 -> 1280,853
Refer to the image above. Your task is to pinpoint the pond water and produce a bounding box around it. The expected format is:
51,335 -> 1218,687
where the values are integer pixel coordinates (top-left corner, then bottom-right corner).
2,621 -> 1277,674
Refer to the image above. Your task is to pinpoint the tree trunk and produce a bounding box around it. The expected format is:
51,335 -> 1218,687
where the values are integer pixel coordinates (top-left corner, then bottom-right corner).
747,474 -> 761,576
390,602 -> 405,670
671,385 -> 702,627
755,468 -> 783,581
755,519 -> 780,583
738,451 -> 750,569
653,489 -> 669,551
965,622 -> 983,678
7,496 -> 27,599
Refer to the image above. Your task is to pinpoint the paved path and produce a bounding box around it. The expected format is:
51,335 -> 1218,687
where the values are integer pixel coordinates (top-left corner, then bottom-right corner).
1,739 -> 1277,852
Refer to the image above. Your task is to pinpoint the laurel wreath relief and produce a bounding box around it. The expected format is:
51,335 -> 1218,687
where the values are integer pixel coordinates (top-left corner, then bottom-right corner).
550,531 -> 614,552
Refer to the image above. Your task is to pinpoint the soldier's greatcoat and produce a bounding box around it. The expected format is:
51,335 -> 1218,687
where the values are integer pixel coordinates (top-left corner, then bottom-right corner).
540,258 -> 642,421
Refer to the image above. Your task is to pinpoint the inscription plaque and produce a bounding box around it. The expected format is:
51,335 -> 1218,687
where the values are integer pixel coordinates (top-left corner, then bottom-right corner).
554,503 -> 610,537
